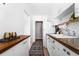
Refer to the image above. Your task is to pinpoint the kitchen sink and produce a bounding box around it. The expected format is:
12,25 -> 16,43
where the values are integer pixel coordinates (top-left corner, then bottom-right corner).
49,34 -> 78,38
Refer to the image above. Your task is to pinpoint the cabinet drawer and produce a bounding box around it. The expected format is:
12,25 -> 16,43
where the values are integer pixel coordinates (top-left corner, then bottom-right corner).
63,46 -> 78,56
48,36 -> 78,56
55,40 -> 78,56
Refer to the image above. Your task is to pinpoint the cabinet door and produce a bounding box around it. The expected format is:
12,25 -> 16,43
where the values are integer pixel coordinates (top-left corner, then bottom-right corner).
13,38 -> 29,56
0,46 -> 15,56
47,36 -> 52,55
54,40 -> 67,56
55,40 -> 78,56
1,38 -> 29,56
47,37 -> 60,56
75,3 -> 79,17
63,46 -> 78,56
50,39 -> 64,56
47,36 -> 55,56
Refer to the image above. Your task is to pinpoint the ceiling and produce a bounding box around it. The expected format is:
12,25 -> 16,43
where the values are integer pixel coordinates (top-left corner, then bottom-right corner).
0,3 -> 73,19
25,3 -> 73,18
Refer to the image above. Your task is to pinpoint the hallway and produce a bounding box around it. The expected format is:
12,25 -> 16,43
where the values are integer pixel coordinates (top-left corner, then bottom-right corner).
29,40 -> 44,56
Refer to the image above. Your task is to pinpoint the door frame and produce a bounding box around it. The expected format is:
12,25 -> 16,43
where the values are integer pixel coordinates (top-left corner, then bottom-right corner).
35,21 -> 43,41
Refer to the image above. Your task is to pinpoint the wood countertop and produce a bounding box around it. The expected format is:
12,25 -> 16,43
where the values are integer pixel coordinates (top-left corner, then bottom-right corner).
47,34 -> 79,55
0,35 -> 30,54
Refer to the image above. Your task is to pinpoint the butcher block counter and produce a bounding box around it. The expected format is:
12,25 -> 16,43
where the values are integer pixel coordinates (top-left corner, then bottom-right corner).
47,34 -> 79,55
0,35 -> 30,54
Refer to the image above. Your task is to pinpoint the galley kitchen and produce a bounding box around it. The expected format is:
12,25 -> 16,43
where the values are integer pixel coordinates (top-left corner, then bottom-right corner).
0,3 -> 79,56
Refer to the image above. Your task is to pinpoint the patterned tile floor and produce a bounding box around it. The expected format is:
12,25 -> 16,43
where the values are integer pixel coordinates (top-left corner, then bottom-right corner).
29,40 -> 44,56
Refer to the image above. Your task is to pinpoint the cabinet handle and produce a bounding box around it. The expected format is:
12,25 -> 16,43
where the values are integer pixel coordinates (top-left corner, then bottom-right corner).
53,41 -> 55,43
67,52 -> 70,55
23,41 -> 27,44
63,49 -> 66,52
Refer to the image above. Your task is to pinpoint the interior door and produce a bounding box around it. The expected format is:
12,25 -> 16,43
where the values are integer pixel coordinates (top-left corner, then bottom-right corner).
35,21 -> 43,40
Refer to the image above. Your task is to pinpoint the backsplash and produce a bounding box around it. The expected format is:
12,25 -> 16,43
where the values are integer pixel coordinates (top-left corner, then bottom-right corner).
67,21 -> 79,37
62,21 -> 79,37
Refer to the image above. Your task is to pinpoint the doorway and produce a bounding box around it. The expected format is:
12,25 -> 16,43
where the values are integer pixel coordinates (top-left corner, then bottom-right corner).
35,21 -> 43,41
29,21 -> 44,56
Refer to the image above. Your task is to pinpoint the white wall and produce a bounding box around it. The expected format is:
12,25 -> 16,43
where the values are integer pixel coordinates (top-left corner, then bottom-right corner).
0,4 -> 32,48
0,4 -> 26,35
24,15 -> 30,35
43,21 -> 55,48
30,16 -> 35,46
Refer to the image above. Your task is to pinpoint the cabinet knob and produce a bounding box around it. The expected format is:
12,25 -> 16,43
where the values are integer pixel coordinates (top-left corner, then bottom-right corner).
53,41 -> 55,43
67,52 -> 70,55
23,41 -> 27,44
63,49 -> 66,52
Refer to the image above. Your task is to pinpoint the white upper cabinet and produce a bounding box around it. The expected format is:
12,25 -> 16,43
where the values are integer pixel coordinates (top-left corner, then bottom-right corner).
75,3 -> 79,17
48,4 -> 74,25
55,4 -> 74,25
56,3 -> 73,18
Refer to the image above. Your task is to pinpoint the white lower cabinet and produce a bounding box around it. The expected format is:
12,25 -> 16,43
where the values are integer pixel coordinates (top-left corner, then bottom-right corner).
47,36 -> 78,56
0,38 -> 30,56
47,37 -> 58,56
13,38 -> 29,56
